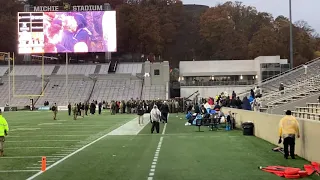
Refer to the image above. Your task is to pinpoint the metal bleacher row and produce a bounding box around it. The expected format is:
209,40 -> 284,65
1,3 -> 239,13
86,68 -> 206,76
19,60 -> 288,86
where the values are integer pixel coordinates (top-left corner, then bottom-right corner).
237,58 -> 320,116
90,78 -> 143,102
142,85 -> 166,100
36,76 -> 94,106
0,63 -> 166,107
290,103 -> 320,121
241,58 -> 320,97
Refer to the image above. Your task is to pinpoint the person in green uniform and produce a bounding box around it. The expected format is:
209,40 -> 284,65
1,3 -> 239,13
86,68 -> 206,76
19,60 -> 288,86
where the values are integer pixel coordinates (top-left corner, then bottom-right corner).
52,103 -> 58,120
0,109 -> 9,157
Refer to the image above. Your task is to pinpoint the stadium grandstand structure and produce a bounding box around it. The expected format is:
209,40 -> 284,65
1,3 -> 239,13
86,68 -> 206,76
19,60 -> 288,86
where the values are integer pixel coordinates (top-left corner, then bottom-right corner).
0,62 -> 169,108
238,57 -> 320,115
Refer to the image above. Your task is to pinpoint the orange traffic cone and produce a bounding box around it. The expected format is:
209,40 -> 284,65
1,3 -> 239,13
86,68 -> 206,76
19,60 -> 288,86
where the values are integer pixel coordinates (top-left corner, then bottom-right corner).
41,156 -> 46,171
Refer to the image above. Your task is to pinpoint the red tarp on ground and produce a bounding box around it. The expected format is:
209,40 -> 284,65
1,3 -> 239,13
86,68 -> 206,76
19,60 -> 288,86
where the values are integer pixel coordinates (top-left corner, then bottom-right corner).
260,162 -> 320,179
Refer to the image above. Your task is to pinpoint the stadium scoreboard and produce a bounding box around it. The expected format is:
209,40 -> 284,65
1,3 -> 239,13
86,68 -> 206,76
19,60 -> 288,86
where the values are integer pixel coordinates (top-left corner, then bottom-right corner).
18,12 -> 45,54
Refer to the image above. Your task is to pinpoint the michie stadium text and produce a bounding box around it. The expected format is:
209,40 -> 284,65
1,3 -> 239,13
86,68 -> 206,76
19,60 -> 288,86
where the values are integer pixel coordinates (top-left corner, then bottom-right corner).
33,5 -> 104,12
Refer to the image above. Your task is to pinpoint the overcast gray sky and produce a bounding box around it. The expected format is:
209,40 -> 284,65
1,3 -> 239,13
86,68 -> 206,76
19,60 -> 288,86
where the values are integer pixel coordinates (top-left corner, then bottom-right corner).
182,0 -> 320,32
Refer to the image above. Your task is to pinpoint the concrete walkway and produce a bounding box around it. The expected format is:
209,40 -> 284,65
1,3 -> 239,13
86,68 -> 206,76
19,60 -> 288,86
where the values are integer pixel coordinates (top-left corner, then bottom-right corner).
108,114 -> 149,135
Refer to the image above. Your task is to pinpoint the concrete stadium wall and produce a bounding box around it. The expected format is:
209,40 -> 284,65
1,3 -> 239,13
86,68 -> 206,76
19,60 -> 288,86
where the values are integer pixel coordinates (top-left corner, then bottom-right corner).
144,61 -> 169,86
223,107 -> 320,163
181,86 -> 249,98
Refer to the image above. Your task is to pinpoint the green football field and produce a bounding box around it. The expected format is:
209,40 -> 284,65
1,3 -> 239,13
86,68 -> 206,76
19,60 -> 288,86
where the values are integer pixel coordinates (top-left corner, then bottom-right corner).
0,111 -> 319,180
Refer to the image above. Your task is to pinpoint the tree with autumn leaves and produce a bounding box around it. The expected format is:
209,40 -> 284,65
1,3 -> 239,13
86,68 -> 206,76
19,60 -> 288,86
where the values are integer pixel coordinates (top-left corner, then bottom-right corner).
0,0 -> 319,67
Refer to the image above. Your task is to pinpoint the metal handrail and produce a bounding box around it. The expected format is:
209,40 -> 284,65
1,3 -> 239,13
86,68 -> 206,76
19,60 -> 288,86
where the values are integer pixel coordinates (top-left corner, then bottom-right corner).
260,74 -> 320,100
238,57 -> 320,96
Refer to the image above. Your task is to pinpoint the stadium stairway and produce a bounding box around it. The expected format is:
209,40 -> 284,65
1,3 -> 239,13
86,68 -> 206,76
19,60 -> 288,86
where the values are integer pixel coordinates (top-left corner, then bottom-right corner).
108,60 -> 118,73
259,74 -> 320,113
51,65 -> 60,75
238,57 -> 320,98
94,65 -> 101,74
33,78 -> 50,106
87,77 -> 97,102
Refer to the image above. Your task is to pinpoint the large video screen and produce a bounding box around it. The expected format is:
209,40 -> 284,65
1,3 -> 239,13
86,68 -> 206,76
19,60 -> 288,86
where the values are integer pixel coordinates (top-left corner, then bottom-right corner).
18,11 -> 117,54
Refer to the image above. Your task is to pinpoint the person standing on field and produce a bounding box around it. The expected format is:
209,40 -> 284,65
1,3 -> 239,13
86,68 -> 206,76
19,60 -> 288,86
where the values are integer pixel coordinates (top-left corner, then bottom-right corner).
0,109 -> 9,157
137,102 -> 145,125
150,105 -> 161,134
160,101 -> 169,123
52,103 -> 58,120
68,103 -> 71,116
278,110 -> 300,159
73,103 -> 78,120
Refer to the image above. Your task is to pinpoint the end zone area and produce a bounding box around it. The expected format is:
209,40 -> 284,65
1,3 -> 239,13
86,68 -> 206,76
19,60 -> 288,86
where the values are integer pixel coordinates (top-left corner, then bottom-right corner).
0,112 -> 318,180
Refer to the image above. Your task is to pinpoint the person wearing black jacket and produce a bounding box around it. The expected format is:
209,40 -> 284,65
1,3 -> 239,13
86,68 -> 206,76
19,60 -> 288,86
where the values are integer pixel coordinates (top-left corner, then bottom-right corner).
160,101 -> 169,123
194,103 -> 200,113
68,103 -> 71,116
90,101 -> 96,115
85,102 -> 89,116
137,102 -> 145,125
98,102 -> 102,115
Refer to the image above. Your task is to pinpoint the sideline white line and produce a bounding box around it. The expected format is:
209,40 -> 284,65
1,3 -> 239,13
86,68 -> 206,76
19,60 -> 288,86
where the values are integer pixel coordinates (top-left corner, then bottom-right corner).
7,140 -> 79,142
8,135 -> 88,137
0,156 -> 64,159
0,170 -> 40,173
147,123 -> 167,180
52,154 -> 69,156
162,123 -> 167,135
6,147 -> 64,149
26,118 -> 142,180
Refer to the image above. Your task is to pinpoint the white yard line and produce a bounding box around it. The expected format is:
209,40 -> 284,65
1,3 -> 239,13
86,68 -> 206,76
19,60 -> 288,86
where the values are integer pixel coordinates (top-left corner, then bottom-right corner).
26,117 -> 146,180
0,156 -> 64,159
147,123 -> 167,180
52,154 -> 69,156
6,140 -> 79,142
8,135 -> 88,137
38,161 -> 55,163
0,170 -> 40,173
162,123 -> 167,135
6,147 -> 65,149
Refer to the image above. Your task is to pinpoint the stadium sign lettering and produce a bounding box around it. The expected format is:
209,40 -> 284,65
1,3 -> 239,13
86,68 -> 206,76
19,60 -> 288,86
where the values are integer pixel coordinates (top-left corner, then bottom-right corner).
33,5 -> 103,12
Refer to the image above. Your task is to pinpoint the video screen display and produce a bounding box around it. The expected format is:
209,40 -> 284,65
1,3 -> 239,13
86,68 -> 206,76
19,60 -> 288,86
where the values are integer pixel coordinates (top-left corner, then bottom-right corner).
18,11 -> 117,54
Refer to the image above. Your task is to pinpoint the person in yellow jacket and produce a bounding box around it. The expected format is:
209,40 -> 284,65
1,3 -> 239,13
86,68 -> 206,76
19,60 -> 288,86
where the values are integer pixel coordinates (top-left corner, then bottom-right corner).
278,110 -> 300,159
0,109 -> 9,157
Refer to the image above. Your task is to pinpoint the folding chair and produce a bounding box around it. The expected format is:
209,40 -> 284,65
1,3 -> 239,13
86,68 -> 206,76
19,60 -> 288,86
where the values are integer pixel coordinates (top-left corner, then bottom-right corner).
195,118 -> 203,132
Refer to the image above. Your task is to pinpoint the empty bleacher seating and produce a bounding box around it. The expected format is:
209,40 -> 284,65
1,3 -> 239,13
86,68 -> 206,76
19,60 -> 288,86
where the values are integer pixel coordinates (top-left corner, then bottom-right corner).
291,103 -> 320,121
0,63 -> 168,107
90,78 -> 142,102
10,65 -> 55,76
0,77 -> 44,106
36,77 -> 94,106
0,80 -> 9,106
99,64 -> 110,74
116,63 -> 143,75
10,80 -> 44,106
57,65 -> 96,76
142,85 -> 166,100
259,75 -> 320,109
239,58 -> 320,111
0,66 -> 8,76
241,58 -> 320,97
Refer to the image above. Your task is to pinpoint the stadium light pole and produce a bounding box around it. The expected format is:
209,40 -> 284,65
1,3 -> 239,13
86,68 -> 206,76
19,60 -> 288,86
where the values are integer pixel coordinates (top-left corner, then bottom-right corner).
289,0 -> 294,69
8,53 -> 11,107
66,53 -> 69,105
